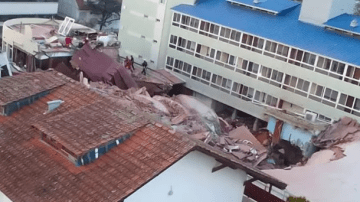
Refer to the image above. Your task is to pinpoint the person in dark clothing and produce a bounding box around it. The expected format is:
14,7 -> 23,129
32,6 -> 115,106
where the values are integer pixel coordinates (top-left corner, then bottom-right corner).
141,60 -> 148,75
130,55 -> 135,70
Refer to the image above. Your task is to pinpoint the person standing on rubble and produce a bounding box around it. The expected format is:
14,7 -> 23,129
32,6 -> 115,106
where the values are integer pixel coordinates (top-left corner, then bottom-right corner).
141,60 -> 148,75
130,55 -> 135,71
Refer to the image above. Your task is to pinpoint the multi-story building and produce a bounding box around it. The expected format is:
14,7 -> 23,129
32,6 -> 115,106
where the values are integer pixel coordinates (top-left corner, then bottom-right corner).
118,0 -> 360,124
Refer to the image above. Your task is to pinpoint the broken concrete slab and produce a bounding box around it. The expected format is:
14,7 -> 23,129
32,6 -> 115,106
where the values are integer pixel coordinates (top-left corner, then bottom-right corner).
229,126 -> 267,154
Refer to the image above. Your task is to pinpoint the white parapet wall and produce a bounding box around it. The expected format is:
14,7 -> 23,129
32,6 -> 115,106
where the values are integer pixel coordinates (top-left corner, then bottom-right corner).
125,150 -> 247,202
0,2 -> 58,15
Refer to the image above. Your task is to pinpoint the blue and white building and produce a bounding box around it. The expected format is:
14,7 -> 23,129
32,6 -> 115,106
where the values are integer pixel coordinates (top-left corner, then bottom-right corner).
118,0 -> 360,124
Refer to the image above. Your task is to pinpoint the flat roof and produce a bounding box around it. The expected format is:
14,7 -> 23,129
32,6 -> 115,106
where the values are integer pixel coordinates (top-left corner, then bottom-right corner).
172,0 -> 360,66
227,0 -> 300,14
325,14 -> 360,35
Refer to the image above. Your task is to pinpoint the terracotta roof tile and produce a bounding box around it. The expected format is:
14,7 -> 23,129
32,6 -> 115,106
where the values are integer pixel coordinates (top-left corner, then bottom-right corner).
0,71 -> 66,106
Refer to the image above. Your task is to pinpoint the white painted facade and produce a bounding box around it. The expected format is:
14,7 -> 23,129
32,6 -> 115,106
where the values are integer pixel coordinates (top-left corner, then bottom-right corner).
125,150 -> 247,202
0,191 -> 12,202
118,0 -> 360,124
118,0 -> 196,69
0,2 -> 58,15
299,0 -> 355,25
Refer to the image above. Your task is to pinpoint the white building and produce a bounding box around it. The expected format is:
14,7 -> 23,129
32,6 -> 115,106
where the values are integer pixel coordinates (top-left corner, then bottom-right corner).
118,0 -> 360,124
0,0 -> 59,48
1,17 -> 97,72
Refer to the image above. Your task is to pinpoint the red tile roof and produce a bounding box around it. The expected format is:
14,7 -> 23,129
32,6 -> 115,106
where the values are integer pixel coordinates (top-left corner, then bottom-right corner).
0,71 -> 66,106
33,98 -> 149,157
0,71 -> 286,202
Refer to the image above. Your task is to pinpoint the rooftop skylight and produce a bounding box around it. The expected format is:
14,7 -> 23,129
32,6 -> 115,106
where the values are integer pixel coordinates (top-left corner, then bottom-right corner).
325,14 -> 360,38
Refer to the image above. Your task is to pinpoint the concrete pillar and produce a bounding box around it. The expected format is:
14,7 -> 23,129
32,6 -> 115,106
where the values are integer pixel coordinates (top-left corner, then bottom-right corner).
231,108 -> 237,120
253,118 -> 259,132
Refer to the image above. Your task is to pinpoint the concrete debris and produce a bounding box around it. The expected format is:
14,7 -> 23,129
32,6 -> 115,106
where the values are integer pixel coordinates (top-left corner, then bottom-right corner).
330,146 -> 346,161
313,116 -> 360,148
88,82 -> 216,137
190,132 -> 210,141
214,125 -> 268,164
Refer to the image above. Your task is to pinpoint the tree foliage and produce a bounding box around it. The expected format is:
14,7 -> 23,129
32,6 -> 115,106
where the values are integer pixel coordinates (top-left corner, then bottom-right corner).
87,0 -> 122,30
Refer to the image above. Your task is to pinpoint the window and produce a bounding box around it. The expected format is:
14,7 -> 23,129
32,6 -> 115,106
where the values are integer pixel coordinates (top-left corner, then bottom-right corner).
191,66 -> 211,84
283,75 -> 310,97
177,37 -> 186,48
259,66 -> 283,87
231,82 -> 254,101
211,74 -> 232,93
316,57 -> 331,70
200,21 -> 210,32
309,83 -> 338,107
230,30 -> 241,42
166,57 -> 174,70
220,27 -> 231,39
236,59 -> 259,78
210,24 -> 220,35
337,93 -> 360,117
169,35 -> 177,48
186,40 -> 196,51
316,57 -> 345,79
181,15 -> 191,26
254,91 -> 278,107
172,13 -> 181,25
345,65 -> 360,85
189,18 -> 199,28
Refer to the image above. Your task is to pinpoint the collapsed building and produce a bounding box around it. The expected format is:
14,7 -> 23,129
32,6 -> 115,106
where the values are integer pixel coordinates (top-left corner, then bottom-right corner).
0,70 -> 288,202
1,17 -> 118,73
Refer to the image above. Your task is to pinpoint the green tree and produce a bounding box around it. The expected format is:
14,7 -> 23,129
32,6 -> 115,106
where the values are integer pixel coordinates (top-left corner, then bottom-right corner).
87,0 -> 121,30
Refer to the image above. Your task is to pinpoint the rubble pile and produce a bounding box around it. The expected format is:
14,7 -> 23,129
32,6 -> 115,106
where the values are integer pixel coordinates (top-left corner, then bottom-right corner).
313,116 -> 360,148
89,82 -> 218,137
212,126 -> 268,167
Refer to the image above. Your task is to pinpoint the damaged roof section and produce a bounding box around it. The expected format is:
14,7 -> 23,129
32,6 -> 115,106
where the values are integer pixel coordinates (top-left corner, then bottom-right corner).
313,117 -> 360,148
265,107 -> 328,132
0,71 -> 66,116
71,43 -> 138,90
33,98 -> 149,166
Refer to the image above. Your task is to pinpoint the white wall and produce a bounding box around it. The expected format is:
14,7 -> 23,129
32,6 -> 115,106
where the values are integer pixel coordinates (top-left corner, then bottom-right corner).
299,0 -> 355,25
125,150 -> 247,202
0,2 -> 58,15
0,191 -> 12,202
299,0 -> 333,25
329,0 -> 355,19
118,0 -> 196,69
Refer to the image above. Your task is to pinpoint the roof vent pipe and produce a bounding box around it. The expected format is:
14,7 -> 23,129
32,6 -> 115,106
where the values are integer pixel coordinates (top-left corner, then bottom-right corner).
350,19 -> 358,28
47,100 -> 64,112
253,0 -> 260,3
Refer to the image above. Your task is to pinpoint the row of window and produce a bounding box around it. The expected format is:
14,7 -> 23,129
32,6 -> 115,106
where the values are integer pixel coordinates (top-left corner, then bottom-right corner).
171,12 -> 360,87
166,56 -> 280,108
168,34 -> 360,119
